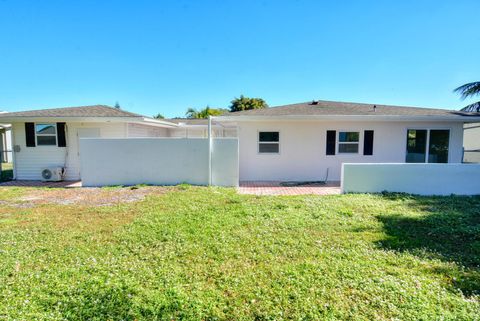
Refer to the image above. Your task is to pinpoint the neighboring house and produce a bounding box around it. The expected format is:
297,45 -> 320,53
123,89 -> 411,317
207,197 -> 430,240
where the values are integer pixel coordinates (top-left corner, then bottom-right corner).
463,123 -> 480,163
0,105 -> 179,180
214,100 -> 480,182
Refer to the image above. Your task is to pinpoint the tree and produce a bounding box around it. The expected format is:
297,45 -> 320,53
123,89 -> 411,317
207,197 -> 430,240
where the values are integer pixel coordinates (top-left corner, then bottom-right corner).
153,113 -> 165,119
185,106 -> 227,119
229,95 -> 268,112
114,102 -> 121,109
454,81 -> 480,112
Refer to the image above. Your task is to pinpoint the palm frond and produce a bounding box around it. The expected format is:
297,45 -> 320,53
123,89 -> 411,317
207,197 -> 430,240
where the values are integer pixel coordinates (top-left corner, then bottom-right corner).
454,81 -> 480,100
460,101 -> 480,112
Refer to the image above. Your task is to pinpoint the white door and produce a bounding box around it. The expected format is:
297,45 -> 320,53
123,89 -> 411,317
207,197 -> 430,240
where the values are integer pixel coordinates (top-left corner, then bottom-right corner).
76,128 -> 100,178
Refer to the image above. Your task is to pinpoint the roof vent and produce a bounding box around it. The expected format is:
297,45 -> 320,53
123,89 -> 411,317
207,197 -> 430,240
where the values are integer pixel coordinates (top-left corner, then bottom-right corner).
311,100 -> 319,105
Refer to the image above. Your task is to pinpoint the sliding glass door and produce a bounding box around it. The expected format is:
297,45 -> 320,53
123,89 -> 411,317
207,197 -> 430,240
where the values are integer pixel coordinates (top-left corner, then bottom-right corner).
428,130 -> 450,163
406,130 -> 427,163
406,129 -> 450,163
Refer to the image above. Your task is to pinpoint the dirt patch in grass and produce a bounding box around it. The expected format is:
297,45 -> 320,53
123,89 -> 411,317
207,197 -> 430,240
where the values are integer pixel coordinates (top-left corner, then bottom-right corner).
0,186 -> 169,207
0,186 -> 171,233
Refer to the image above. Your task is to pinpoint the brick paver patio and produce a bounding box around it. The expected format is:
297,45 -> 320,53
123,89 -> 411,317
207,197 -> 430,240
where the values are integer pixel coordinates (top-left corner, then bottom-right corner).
238,181 -> 341,196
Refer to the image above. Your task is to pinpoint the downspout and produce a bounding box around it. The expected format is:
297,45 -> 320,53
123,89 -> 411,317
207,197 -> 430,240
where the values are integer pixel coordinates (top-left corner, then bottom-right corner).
208,116 -> 212,186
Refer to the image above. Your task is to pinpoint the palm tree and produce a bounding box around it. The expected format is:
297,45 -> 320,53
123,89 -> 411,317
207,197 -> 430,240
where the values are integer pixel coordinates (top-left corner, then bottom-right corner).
185,106 -> 227,119
454,81 -> 480,112
185,108 -> 200,118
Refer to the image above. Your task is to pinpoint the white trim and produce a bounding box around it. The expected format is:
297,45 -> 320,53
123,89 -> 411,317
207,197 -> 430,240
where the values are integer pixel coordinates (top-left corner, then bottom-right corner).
140,117 -> 179,128
11,126 -> 17,179
0,116 -> 176,124
35,123 -> 58,147
337,131 -> 361,155
257,130 -> 280,154
208,116 -> 212,186
213,115 -> 480,123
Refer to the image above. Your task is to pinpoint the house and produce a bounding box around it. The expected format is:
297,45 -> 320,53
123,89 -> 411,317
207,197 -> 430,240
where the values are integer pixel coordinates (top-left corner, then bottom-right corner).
0,105 -> 238,181
0,100 -> 479,185
213,100 -> 480,182
0,105 -> 177,180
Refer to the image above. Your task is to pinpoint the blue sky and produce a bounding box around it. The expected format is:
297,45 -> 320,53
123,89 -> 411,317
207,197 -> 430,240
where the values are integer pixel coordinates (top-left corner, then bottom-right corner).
0,0 -> 479,118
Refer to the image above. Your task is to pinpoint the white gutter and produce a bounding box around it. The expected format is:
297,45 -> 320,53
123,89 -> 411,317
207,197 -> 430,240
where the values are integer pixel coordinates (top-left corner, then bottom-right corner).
212,114 -> 480,123
140,117 -> 179,128
0,116 -> 155,123
0,115 -> 176,124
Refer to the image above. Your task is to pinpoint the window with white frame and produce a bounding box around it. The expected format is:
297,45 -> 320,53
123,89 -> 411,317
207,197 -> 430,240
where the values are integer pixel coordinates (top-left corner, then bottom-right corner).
338,131 -> 359,153
35,124 -> 57,146
258,131 -> 279,153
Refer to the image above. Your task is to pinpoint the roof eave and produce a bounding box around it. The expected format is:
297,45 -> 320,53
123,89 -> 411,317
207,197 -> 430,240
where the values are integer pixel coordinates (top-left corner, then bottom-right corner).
212,115 -> 480,122
0,116 -> 150,123
138,117 -> 179,128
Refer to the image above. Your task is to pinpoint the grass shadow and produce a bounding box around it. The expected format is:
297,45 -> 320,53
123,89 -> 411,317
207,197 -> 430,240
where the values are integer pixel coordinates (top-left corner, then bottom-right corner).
376,194 -> 480,295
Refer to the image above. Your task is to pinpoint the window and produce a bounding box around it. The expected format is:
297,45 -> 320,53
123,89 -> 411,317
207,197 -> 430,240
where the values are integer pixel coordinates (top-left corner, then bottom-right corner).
338,132 -> 359,153
406,130 -> 427,163
258,131 -> 279,153
428,130 -> 450,163
406,129 -> 449,163
35,124 -> 57,146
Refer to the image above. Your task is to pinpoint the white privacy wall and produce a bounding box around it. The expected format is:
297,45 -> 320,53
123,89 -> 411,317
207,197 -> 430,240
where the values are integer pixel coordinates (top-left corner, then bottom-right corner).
342,163 -> 480,195
236,120 -> 464,182
80,138 -> 239,187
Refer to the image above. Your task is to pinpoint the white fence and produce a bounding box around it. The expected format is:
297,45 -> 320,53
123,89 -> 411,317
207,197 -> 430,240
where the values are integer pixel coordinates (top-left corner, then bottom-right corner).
341,163 -> 480,196
79,138 -> 238,187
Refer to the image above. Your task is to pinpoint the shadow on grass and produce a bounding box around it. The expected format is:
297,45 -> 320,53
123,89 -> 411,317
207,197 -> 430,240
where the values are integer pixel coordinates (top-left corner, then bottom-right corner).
376,194 -> 480,295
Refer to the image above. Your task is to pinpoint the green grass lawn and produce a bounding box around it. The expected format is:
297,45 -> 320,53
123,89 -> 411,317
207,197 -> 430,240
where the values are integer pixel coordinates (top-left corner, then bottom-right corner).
0,162 -> 13,182
0,187 -> 479,320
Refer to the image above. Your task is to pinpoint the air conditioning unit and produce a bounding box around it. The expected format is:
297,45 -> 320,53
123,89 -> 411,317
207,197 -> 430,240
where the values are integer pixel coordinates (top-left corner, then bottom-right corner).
41,167 -> 65,182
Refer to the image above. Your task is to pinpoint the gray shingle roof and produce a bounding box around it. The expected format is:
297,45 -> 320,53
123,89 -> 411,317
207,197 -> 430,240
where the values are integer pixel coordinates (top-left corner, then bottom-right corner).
225,100 -> 478,117
0,105 -> 144,118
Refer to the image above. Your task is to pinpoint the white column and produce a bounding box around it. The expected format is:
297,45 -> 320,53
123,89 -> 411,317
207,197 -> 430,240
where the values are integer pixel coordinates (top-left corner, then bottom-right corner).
208,116 -> 212,185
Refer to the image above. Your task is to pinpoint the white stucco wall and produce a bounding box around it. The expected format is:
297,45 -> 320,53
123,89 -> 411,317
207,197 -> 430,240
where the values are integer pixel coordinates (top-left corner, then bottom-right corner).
342,163 -> 480,195
237,121 -> 464,182
80,138 -> 239,187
